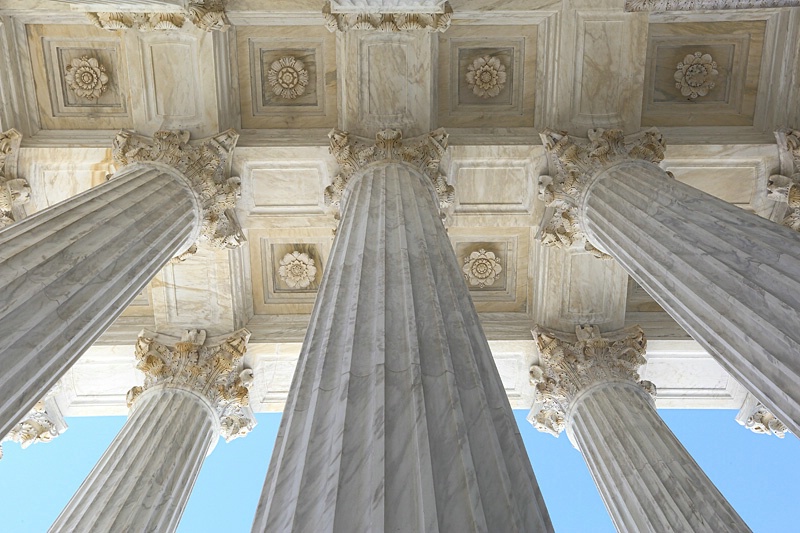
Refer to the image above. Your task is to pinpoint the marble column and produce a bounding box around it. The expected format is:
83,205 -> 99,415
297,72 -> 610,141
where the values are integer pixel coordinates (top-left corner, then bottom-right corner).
50,329 -> 255,533
538,127 -> 800,437
252,129 -> 552,532
529,325 -> 750,533
0,129 -> 243,439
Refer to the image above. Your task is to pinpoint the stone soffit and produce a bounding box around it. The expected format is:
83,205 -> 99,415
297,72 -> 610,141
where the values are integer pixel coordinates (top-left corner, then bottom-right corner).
0,0 -> 795,417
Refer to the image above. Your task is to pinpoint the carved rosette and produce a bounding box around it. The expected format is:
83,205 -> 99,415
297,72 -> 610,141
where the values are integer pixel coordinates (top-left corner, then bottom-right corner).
267,57 -> 309,100
538,128 -> 667,257
768,129 -> 800,232
322,1 -> 452,32
0,129 -> 29,230
279,251 -> 317,289
325,128 -> 454,218
87,1 -> 229,32
462,249 -> 502,288
528,325 -> 654,437
0,393 -> 67,460
674,52 -> 718,99
625,0 -> 800,11
64,56 -> 109,100
112,129 -> 245,254
127,329 -> 255,442
466,55 -> 507,99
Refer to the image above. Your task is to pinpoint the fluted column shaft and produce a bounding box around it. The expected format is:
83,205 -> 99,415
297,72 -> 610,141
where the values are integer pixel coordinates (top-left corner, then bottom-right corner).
568,381 -> 748,532
253,159 -> 552,532
582,159 -> 800,435
0,162 -> 200,438
49,387 -> 217,532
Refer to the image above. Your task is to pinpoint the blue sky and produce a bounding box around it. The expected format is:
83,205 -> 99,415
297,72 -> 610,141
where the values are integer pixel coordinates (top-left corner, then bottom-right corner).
0,409 -> 797,532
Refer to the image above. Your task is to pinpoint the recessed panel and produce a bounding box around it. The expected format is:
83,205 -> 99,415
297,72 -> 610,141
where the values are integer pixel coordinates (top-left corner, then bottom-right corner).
670,166 -> 756,205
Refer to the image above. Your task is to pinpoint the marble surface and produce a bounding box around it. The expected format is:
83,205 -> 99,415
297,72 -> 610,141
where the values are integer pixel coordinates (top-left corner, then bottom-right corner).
567,381 -> 750,532
0,163 -> 198,439
49,387 -> 217,533
584,159 -> 800,436
252,162 -> 553,532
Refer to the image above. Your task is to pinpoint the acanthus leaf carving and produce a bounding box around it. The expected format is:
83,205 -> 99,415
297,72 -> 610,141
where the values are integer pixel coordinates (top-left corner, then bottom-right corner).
538,128 -> 666,257
0,391 -> 67,460
325,128 -> 454,219
87,1 -> 228,32
0,129 -> 29,230
112,129 -> 245,256
528,325 -> 653,437
322,0 -> 452,32
768,129 -> 800,232
129,328 -> 256,442
736,393 -> 790,438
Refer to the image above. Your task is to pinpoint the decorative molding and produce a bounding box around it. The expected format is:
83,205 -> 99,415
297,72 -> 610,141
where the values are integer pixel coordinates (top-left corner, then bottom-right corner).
64,56 -> 109,101
266,57 -> 309,101
0,129 -> 29,229
768,129 -> 800,231
462,249 -> 503,288
0,392 -> 67,460
322,1 -> 452,32
127,329 -> 256,442
736,393 -> 789,438
466,55 -> 507,99
112,129 -> 245,253
325,128 -> 454,217
538,128 -> 667,258
88,1 -> 229,32
528,325 -> 653,437
278,251 -> 317,289
625,0 -> 800,11
674,52 -> 718,100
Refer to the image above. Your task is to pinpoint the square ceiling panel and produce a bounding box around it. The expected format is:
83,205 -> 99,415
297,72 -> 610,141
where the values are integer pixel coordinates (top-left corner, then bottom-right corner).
236,25 -> 337,129
642,20 -> 766,127
438,25 -> 537,129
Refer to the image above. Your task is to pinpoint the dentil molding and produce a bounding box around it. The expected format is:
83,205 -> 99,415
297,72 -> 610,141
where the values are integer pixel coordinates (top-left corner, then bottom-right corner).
538,128 -> 667,258
528,325 -> 654,437
127,329 -> 256,442
112,129 -> 245,254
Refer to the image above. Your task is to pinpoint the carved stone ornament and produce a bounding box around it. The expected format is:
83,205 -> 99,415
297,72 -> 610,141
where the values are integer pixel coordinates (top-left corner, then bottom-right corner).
322,0 -> 452,32
112,129 -> 245,254
625,0 -> 800,11
674,52 -> 718,99
64,56 -> 109,100
127,329 -> 256,442
538,128 -> 667,258
267,57 -> 309,100
279,251 -> 317,289
736,393 -> 790,438
325,128 -> 454,218
528,325 -> 654,437
0,393 -> 67,461
768,129 -> 800,232
466,55 -> 507,99
0,129 -> 29,230
87,1 -> 229,32
462,249 -> 502,288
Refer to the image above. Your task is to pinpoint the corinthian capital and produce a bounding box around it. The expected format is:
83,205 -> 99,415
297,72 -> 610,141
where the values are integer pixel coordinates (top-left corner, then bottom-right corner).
528,325 -> 654,437
86,1 -> 229,32
1,392 -> 67,460
736,393 -> 790,439
127,329 -> 256,442
325,128 -> 454,216
538,128 -> 666,257
322,1 -> 452,32
0,129 -> 30,229
112,129 -> 245,253
768,129 -> 800,232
